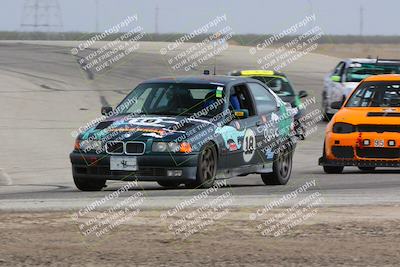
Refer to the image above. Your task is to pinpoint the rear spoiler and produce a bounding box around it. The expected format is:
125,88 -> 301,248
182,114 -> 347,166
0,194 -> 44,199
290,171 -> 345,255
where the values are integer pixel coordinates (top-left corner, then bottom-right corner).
375,57 -> 400,65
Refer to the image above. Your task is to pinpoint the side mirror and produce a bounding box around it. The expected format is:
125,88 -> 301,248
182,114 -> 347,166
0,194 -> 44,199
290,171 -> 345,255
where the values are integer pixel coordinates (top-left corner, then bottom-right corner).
233,109 -> 249,119
331,101 -> 343,110
330,75 -> 341,83
101,106 -> 113,115
298,90 -> 308,99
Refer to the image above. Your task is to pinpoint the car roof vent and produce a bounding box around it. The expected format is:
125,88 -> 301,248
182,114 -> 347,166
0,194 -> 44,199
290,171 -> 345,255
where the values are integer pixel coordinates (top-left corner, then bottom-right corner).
367,112 -> 400,117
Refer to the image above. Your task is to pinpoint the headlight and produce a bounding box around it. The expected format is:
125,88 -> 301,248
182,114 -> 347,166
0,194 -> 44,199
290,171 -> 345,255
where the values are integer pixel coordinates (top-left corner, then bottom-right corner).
167,142 -> 180,153
332,123 -> 355,134
79,140 -> 103,152
152,142 -> 168,152
152,142 -> 192,153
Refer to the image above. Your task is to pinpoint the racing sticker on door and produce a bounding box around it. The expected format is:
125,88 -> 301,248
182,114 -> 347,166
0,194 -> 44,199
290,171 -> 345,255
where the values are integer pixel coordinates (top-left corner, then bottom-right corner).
243,129 -> 256,162
215,126 -> 245,152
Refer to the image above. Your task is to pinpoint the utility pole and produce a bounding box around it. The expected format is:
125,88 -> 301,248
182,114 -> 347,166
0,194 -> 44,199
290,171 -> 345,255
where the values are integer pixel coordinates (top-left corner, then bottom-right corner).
155,5 -> 159,34
360,5 -> 364,36
95,0 -> 99,32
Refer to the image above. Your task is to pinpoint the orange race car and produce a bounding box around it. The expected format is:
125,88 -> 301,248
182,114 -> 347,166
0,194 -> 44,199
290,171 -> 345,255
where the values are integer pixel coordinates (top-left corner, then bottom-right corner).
319,74 -> 400,173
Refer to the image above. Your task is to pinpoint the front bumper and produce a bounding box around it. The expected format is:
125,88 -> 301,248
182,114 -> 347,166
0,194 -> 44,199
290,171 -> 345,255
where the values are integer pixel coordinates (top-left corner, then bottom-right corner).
320,131 -> 400,167
70,152 -> 199,182
319,157 -> 400,167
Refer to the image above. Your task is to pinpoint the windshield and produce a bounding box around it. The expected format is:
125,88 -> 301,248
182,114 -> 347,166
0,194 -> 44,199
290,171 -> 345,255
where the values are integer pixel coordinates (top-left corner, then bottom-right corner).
346,82 -> 400,107
251,76 -> 295,96
346,63 -> 400,82
117,83 -> 226,117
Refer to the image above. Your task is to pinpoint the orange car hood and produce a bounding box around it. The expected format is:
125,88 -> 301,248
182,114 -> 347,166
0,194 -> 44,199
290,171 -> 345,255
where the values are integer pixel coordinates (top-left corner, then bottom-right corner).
334,107 -> 400,125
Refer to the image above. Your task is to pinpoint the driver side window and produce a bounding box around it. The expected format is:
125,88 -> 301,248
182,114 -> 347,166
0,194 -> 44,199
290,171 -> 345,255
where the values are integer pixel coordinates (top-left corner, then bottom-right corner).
247,83 -> 277,115
333,62 -> 345,77
229,84 -> 256,118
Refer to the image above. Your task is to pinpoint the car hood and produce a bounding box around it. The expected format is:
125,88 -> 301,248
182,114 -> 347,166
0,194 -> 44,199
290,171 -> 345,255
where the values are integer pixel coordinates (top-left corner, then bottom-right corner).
334,107 -> 400,125
80,114 -> 216,142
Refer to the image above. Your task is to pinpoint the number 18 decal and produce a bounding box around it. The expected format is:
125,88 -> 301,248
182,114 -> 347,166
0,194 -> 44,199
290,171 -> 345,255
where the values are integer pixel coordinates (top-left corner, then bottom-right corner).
243,129 -> 256,162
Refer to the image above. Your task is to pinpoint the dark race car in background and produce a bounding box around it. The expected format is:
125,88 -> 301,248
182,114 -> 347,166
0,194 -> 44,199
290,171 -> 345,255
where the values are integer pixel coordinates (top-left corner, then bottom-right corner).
70,76 -> 297,191
229,70 -> 308,139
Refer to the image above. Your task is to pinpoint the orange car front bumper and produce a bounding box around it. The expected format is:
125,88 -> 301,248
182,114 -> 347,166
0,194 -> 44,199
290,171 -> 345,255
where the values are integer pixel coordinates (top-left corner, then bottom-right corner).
319,131 -> 400,167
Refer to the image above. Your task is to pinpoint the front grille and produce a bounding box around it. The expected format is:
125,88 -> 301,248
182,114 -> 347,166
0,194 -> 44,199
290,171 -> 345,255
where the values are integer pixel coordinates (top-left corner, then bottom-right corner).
332,146 -> 354,159
356,147 -> 400,159
105,141 -> 124,154
105,141 -> 146,155
357,125 -> 400,133
126,142 -> 145,155
367,112 -> 400,117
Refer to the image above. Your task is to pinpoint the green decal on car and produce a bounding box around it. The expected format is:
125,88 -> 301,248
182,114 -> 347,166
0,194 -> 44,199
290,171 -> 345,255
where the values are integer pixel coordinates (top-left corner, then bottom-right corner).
215,126 -> 245,151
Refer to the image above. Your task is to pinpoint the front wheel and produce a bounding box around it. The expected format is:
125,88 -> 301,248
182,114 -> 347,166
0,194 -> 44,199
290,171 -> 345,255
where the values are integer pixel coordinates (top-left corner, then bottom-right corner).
186,143 -> 217,189
157,181 -> 181,188
358,167 -> 376,172
323,166 -> 344,174
73,176 -> 106,191
261,145 -> 293,185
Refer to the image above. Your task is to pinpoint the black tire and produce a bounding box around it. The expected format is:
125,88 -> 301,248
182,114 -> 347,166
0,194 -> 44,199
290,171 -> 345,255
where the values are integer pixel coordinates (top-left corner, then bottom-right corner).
295,120 -> 306,140
322,92 -> 333,121
323,165 -> 344,174
261,144 -> 293,185
186,143 -> 217,189
323,112 -> 334,122
73,176 -> 106,191
358,166 -> 376,172
157,180 -> 181,188
321,141 -> 344,174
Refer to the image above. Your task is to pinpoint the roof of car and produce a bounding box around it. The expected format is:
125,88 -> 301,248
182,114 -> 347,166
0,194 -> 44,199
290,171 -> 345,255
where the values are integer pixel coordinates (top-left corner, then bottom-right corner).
229,70 -> 287,77
347,58 -> 379,63
141,75 -> 252,86
363,74 -> 400,82
346,58 -> 400,65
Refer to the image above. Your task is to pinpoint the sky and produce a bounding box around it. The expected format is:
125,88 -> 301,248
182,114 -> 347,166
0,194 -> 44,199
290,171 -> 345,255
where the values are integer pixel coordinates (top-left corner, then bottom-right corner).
1,0 -> 399,35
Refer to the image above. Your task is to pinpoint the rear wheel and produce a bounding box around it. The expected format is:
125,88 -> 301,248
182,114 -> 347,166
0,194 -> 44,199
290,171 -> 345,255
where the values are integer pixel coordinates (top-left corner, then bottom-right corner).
261,144 -> 293,185
358,167 -> 376,172
73,176 -> 106,191
295,120 -> 306,140
322,92 -> 333,121
323,166 -> 344,174
186,143 -> 217,189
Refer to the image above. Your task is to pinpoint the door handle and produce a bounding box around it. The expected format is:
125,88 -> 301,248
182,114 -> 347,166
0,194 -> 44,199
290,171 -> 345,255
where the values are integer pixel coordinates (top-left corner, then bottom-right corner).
256,121 -> 263,126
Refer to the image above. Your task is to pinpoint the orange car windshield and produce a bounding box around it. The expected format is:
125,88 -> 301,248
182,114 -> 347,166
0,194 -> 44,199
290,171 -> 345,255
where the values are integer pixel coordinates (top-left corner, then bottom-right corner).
346,82 -> 400,108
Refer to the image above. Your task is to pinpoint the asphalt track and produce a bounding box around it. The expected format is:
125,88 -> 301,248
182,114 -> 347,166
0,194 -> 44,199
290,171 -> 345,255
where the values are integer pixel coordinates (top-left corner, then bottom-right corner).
0,41 -> 399,211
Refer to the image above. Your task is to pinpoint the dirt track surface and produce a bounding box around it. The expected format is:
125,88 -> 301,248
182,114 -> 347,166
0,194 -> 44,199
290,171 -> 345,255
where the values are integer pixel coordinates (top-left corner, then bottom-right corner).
1,206 -> 399,267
